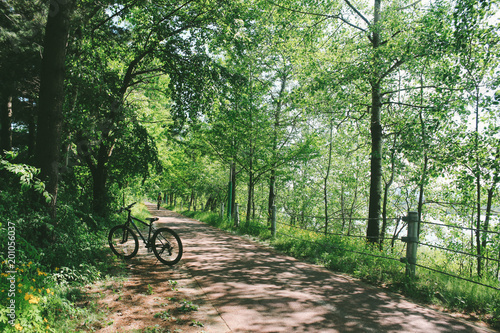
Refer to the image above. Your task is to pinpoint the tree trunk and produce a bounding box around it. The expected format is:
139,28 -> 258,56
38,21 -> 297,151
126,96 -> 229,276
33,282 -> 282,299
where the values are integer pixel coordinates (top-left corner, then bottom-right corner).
28,101 -> 36,158
381,135 -> 397,249
0,94 -> 12,153
91,166 -> 108,218
268,72 -> 286,225
35,0 -> 73,217
245,145 -> 254,225
228,162 -> 236,221
324,120 -> 334,235
268,170 -> 276,225
367,80 -> 383,243
246,176 -> 254,225
366,0 -> 383,244
417,77 -> 428,237
341,184 -> 346,232
474,85 -> 482,278
482,144 -> 500,254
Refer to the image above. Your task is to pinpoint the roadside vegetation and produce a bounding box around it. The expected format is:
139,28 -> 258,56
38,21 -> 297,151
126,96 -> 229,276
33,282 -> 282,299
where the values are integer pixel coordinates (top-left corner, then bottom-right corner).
0,159 -> 147,332
1,0 -> 500,332
182,209 -> 500,330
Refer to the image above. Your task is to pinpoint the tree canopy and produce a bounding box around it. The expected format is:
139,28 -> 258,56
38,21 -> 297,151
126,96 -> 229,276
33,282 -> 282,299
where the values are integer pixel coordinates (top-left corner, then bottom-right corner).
1,0 -> 499,297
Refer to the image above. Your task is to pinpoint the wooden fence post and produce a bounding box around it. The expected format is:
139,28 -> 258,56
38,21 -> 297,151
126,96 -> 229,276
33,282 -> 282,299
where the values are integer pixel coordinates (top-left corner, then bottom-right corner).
401,211 -> 419,277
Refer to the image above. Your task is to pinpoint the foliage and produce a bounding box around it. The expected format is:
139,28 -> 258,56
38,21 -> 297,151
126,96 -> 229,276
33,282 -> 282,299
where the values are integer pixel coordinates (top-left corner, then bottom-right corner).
1,0 -> 500,330
0,153 -> 52,204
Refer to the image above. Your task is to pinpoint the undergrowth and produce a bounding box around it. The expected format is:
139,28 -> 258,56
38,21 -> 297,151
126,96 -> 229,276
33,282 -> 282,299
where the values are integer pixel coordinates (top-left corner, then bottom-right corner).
0,157 -> 147,332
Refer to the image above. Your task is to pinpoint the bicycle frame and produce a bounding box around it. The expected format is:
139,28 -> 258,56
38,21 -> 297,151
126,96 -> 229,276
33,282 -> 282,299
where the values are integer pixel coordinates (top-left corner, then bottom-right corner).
109,202 -> 183,265
124,209 -> 155,247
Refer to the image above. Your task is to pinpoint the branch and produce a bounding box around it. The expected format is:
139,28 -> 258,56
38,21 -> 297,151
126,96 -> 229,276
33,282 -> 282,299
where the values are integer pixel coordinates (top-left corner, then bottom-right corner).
343,0 -> 371,27
157,0 -> 197,27
119,48 -> 155,98
267,0 -> 367,33
382,101 -> 435,109
382,85 -> 463,96
379,58 -> 405,81
396,0 -> 422,11
92,0 -> 140,33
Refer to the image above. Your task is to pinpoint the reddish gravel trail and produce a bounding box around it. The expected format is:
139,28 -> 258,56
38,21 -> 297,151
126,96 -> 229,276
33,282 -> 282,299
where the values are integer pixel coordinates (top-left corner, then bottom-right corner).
154,207 -> 495,333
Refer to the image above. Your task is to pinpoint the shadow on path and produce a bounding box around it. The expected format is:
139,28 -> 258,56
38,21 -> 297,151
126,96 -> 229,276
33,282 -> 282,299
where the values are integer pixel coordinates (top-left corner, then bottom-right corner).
153,206 -> 493,333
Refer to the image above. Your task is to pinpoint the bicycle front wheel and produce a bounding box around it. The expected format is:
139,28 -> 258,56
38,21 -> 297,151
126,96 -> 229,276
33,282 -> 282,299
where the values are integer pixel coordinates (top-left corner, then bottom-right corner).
108,225 -> 139,259
152,227 -> 183,265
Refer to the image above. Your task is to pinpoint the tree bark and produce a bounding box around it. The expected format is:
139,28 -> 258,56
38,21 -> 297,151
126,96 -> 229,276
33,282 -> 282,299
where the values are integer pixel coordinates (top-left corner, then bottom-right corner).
381,135 -> 397,249
366,0 -> 383,243
28,100 -> 36,158
417,76 -> 428,237
0,94 -> 12,153
245,146 -> 254,225
474,85 -> 482,277
367,80 -> 383,243
324,119 -> 334,235
482,144 -> 499,254
268,72 -> 286,224
35,0 -> 73,216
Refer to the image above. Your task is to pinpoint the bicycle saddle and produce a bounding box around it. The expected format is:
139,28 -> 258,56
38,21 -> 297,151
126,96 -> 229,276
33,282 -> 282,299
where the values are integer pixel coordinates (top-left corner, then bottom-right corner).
146,217 -> 159,222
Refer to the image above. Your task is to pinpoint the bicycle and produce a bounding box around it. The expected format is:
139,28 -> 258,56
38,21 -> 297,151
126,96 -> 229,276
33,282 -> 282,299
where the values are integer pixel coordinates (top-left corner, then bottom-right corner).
108,202 -> 183,265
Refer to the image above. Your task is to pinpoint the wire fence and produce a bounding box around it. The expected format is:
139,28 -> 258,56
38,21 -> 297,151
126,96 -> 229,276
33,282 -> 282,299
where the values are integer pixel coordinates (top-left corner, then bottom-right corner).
234,205 -> 500,292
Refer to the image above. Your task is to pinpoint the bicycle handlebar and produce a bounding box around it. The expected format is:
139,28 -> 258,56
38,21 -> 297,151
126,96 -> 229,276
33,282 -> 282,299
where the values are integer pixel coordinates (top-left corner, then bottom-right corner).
117,202 -> 136,214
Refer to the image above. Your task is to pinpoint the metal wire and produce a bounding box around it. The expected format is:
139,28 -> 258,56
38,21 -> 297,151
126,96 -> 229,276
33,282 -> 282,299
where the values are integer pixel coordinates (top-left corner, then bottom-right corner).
267,211 -> 500,291
420,220 -> 500,236
414,263 -> 500,292
283,212 -> 399,221
276,231 -> 403,263
418,241 -> 500,264
276,221 -> 396,241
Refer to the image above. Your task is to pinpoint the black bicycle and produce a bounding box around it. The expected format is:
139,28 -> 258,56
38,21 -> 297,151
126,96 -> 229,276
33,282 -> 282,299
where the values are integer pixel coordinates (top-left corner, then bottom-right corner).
108,202 -> 183,265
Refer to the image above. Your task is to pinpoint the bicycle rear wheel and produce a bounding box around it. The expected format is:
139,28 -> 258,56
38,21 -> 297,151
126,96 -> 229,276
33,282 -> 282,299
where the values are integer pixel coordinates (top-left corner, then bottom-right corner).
108,225 -> 139,259
151,227 -> 183,265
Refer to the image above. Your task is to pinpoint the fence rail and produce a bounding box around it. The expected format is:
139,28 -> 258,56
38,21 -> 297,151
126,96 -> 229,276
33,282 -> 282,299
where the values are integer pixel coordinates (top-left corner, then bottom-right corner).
420,220 -> 500,236
250,206 -> 500,292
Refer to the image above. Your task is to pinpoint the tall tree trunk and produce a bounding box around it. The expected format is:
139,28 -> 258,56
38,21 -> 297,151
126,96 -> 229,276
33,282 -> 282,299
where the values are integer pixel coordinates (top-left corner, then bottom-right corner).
268,72 -> 286,224
474,85 -> 482,277
246,176 -> 254,225
268,170 -> 276,225
227,162 -> 236,221
341,184 -> 346,232
381,135 -> 397,249
324,119 -> 334,235
28,101 -> 36,159
91,166 -> 108,217
367,80 -> 383,243
0,94 -> 12,153
482,144 -> 499,256
246,147 -> 254,225
417,76 -> 428,237
35,0 -> 72,217
367,0 -> 383,244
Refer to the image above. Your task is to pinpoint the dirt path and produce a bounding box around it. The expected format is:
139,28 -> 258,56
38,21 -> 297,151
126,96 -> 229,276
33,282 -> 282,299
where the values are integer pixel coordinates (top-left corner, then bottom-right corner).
85,206 -> 230,333
91,205 -> 495,332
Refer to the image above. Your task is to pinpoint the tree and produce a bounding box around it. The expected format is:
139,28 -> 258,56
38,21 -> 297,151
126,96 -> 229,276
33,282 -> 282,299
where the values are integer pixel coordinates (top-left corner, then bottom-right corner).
64,0 -> 241,216
452,0 -> 499,276
35,0 -> 73,216
0,0 -> 45,156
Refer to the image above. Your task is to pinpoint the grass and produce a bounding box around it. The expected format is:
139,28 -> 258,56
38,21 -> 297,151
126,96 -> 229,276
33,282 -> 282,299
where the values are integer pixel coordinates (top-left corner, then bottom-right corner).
182,209 -> 500,330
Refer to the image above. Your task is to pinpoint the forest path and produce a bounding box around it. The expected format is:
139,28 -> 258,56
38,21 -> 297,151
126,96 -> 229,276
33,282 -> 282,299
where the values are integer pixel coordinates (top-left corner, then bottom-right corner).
151,205 -> 494,333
